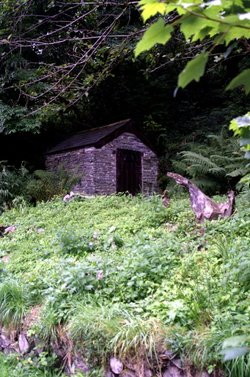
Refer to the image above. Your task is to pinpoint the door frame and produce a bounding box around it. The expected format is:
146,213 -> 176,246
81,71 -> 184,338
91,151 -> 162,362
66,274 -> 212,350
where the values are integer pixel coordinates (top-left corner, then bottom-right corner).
116,148 -> 142,194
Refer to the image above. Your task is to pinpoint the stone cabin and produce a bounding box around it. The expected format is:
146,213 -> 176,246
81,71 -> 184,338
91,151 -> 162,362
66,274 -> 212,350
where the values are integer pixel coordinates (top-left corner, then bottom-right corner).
45,119 -> 158,195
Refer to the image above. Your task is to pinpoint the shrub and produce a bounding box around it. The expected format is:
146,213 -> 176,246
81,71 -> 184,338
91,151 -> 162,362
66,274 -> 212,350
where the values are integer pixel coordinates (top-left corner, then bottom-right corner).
26,166 -> 79,202
0,161 -> 30,214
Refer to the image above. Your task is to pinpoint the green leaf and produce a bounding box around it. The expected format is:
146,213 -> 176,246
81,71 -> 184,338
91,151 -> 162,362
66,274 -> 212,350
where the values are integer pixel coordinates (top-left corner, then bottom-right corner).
222,0 -> 244,10
223,26 -> 250,45
226,69 -> 250,94
140,1 -> 168,22
180,14 -> 219,41
178,52 -> 209,88
217,15 -> 250,44
180,6 -> 222,41
134,19 -> 173,57
181,15 -> 204,40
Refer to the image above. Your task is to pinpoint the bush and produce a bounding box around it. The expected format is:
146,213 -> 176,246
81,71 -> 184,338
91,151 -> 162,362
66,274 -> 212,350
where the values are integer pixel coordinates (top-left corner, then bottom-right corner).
0,162 -> 79,213
26,167 -> 80,202
57,229 -> 96,256
0,161 -> 30,214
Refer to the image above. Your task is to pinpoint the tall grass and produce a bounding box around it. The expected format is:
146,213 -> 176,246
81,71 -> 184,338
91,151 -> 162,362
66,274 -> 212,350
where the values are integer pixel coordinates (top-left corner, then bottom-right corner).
110,311 -> 165,361
225,354 -> 250,377
69,304 -> 165,365
0,279 -> 30,330
35,304 -> 60,344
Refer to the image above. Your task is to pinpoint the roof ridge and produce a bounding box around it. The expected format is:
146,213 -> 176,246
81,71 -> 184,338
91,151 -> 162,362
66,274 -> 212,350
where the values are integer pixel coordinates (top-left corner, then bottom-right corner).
76,118 -> 131,135
45,119 -> 133,155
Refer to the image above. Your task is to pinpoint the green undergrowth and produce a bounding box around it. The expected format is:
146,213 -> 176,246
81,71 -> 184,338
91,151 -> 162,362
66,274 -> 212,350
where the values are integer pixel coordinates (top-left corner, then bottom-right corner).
0,194 -> 249,376
0,353 -> 62,377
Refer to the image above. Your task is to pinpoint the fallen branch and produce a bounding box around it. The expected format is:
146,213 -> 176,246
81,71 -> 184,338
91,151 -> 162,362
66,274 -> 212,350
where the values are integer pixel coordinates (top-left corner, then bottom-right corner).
167,172 -> 235,222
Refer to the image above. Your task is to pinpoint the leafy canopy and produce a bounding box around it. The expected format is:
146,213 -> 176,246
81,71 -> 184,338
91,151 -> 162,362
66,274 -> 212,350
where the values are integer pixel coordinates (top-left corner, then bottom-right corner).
136,0 -> 250,93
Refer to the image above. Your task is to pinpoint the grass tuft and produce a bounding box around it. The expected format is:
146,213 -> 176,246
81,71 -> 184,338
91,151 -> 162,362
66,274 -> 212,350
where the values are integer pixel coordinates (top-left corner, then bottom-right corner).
0,279 -> 30,330
69,303 -> 165,365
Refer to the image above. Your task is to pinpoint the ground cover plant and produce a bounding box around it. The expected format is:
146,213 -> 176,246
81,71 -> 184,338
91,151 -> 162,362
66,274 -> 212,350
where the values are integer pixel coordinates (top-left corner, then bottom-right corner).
0,193 -> 249,376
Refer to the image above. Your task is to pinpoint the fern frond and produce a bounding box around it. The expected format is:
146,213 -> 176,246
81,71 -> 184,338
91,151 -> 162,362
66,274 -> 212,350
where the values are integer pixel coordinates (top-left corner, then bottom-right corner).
207,134 -> 224,149
170,128 -> 248,194
188,164 -> 211,177
226,168 -> 250,178
181,151 -> 218,169
208,167 -> 226,176
210,155 -> 235,163
171,160 -> 187,175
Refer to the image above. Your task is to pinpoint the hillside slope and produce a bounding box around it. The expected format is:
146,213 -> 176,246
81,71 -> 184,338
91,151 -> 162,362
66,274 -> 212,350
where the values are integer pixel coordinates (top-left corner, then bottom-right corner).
0,195 -> 249,376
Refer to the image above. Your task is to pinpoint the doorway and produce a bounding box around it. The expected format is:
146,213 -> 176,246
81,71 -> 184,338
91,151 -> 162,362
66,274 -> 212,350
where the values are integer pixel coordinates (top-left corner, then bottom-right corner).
116,149 -> 142,195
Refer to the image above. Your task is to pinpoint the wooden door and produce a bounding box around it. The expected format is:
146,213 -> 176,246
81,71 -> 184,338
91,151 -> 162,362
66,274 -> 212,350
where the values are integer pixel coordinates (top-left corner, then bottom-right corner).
116,149 -> 142,195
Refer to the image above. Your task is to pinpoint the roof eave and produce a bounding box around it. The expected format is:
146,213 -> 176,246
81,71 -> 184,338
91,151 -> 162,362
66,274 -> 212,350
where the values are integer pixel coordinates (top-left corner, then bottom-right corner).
44,119 -> 158,156
45,143 -> 95,155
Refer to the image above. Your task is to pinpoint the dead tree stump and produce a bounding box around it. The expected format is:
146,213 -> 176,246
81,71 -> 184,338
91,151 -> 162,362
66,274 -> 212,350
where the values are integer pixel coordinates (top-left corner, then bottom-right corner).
167,172 -> 235,223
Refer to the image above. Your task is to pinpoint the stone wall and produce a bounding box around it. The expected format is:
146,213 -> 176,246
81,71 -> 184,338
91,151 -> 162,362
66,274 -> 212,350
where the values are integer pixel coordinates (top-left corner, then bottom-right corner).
93,132 -> 158,194
45,132 -> 158,195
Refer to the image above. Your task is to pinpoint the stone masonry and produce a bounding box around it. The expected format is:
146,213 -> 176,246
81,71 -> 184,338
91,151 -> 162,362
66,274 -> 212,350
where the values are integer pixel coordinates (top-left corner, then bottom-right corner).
45,132 -> 158,195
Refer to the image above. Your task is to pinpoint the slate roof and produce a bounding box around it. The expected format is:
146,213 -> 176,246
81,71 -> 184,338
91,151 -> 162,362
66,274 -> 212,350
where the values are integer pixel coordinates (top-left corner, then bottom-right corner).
46,119 -> 133,154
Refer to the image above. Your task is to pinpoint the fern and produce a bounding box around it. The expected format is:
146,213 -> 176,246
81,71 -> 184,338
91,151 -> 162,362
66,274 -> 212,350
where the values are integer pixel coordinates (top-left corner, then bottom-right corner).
207,167 -> 226,176
170,128 -> 250,194
180,152 -> 223,177
227,168 -> 250,178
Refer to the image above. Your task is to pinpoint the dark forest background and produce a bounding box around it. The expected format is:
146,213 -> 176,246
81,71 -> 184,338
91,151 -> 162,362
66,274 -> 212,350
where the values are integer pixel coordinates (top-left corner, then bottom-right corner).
0,1 -> 249,193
